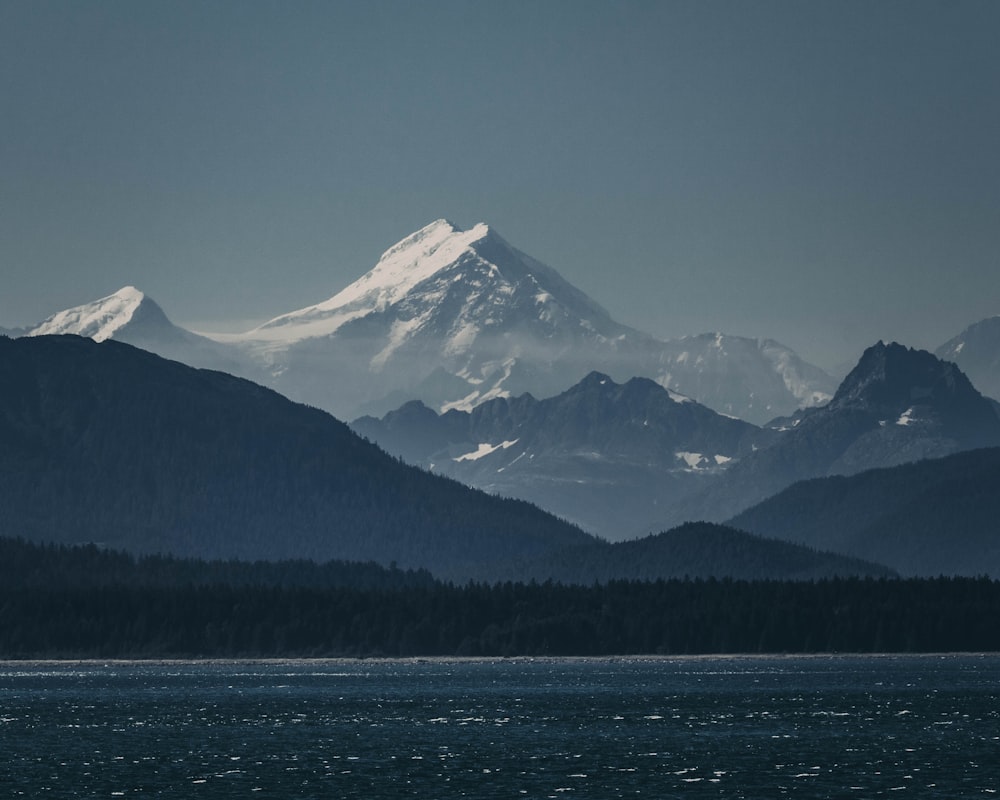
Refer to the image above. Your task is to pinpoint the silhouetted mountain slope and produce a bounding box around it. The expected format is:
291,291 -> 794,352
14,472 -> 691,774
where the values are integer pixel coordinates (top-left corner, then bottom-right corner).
0,335 -> 902,584
660,342 -> 1000,528
352,372 -> 771,538
524,522 -> 895,583
0,335 -> 592,581
728,448 -> 1000,577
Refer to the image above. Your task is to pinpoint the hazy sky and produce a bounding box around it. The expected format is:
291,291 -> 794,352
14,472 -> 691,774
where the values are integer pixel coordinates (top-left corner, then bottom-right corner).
3,0 -> 998,372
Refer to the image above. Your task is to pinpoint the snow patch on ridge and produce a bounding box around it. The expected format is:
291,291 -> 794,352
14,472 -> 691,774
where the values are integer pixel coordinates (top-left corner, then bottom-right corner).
441,357 -> 516,413
675,451 -> 732,471
453,439 -> 520,462
676,451 -> 706,470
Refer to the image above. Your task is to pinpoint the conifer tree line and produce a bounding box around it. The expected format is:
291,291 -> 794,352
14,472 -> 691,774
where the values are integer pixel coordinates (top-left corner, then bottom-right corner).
1,539 -> 998,658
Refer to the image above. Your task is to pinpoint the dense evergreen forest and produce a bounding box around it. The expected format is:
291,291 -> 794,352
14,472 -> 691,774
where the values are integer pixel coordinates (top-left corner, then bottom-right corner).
0,538 -> 435,591
1,539 -> 997,659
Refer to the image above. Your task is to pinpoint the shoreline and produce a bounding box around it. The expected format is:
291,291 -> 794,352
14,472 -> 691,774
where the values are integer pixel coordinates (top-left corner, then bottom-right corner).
2,651 -> 997,668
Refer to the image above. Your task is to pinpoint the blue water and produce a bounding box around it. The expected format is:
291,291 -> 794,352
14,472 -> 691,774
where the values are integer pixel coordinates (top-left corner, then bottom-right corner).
1,655 -> 998,797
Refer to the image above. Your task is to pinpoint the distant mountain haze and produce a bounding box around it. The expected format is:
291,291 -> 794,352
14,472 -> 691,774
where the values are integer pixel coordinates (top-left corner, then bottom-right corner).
7,220 -> 836,424
936,316 -> 1000,402
354,342 -> 1000,543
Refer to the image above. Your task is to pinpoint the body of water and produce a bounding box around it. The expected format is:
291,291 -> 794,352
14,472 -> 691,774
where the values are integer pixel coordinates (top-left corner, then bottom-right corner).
1,655 -> 998,797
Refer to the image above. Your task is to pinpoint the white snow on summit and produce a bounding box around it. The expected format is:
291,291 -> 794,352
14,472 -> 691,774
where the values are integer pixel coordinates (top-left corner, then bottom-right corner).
27,286 -> 145,342
230,220 -> 491,348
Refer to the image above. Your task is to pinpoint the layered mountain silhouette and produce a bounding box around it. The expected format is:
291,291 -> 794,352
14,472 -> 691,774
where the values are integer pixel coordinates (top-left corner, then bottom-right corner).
7,221 -> 835,423
0,334 -> 591,581
660,341 -> 1000,528
359,341 -> 1000,544
0,334 -> 887,582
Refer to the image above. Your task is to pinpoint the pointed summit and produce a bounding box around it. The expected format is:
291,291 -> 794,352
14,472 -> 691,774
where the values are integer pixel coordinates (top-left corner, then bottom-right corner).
244,219 -> 495,345
831,341 -> 980,415
27,286 -> 150,342
16,287 -> 262,382
195,218 -> 835,421
327,219 -> 493,311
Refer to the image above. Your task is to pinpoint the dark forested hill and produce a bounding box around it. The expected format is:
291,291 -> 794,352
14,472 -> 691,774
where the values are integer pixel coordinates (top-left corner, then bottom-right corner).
524,522 -> 896,583
0,335 -> 593,581
10,537 -> 991,661
729,447 -> 1000,576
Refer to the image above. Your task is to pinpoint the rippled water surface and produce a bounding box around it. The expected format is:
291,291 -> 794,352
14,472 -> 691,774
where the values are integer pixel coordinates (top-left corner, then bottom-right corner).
1,655 -> 998,797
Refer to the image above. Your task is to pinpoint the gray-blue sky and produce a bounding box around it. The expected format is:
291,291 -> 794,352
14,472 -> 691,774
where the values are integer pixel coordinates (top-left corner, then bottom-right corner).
2,0 -> 998,372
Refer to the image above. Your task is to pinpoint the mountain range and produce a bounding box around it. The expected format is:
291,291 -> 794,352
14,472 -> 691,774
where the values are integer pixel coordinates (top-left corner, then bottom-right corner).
353,371 -> 772,537
355,341 -> 1000,541
9,220 -> 837,424
4,220 -> 1000,581
670,341 -> 1000,528
0,334 -> 888,582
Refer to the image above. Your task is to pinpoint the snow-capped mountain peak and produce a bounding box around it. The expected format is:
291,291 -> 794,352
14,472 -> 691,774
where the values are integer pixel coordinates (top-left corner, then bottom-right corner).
320,219 -> 492,311
242,220 -> 494,346
12,220 -> 837,426
27,286 -> 146,342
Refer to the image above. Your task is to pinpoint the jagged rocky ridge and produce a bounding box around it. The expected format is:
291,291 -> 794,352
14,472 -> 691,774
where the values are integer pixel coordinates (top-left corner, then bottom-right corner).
658,341 -> 1000,529
358,341 -> 1000,547
353,371 -> 772,539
